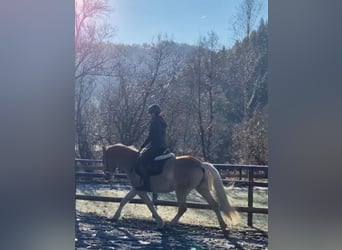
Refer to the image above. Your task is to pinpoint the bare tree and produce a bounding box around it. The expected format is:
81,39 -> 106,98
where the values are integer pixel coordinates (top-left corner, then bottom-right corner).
232,0 -> 263,41
75,0 -> 115,79
75,0 -> 115,158
183,32 -> 225,161
99,36 -> 184,148
229,1 -> 268,165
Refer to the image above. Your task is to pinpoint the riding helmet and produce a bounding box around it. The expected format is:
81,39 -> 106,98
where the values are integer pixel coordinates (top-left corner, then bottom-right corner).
148,104 -> 161,115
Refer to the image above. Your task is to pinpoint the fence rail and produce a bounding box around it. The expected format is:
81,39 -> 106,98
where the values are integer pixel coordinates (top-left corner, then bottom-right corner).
75,158 -> 268,227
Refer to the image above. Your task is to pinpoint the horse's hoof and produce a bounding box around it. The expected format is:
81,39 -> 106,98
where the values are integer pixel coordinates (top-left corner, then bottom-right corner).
110,217 -> 119,222
156,221 -> 164,229
169,220 -> 177,226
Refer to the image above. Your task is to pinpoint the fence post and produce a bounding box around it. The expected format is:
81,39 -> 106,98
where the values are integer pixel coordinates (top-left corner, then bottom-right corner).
247,168 -> 254,227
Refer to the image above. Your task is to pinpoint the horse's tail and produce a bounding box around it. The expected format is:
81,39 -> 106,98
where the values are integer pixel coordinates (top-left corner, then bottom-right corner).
201,162 -> 240,225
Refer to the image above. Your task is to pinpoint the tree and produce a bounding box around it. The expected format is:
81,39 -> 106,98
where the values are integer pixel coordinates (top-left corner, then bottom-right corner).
75,0 -> 115,158
98,36 -> 184,148
74,19 -> 268,165
183,32 -> 226,161
232,0 -> 263,41
227,17 -> 268,165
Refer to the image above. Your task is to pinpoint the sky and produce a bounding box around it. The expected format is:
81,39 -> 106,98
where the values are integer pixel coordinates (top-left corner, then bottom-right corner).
109,0 -> 268,47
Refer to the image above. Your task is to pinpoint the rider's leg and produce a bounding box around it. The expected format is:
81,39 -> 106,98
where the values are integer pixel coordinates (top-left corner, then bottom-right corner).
135,148 -> 154,190
135,147 -> 165,191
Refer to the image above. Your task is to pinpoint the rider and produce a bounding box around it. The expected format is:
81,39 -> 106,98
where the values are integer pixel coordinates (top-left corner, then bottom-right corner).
135,104 -> 168,191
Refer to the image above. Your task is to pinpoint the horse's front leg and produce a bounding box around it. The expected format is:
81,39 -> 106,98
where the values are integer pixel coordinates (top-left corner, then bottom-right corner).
137,192 -> 164,228
111,189 -> 137,221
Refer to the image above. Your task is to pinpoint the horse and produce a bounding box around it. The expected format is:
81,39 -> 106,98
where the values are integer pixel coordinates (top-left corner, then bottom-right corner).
102,143 -> 239,236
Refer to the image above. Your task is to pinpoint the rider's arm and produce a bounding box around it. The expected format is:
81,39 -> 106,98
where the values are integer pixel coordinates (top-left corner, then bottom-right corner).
141,121 -> 154,148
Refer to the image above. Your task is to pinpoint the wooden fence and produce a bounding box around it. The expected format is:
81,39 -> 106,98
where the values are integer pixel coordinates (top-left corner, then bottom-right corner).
75,158 -> 268,228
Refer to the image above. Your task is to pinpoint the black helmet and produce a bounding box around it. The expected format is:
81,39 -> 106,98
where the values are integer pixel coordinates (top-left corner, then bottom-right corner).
148,104 -> 161,115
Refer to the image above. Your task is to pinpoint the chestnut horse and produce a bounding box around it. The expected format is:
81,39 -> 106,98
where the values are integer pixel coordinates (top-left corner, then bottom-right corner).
102,143 -> 239,235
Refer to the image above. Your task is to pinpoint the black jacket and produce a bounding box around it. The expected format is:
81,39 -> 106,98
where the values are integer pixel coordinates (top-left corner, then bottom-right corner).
141,115 -> 167,149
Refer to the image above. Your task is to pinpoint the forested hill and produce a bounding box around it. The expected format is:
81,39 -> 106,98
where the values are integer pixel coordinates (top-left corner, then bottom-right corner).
75,21 -> 268,165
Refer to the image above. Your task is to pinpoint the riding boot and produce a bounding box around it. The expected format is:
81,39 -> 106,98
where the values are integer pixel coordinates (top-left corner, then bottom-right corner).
135,171 -> 150,191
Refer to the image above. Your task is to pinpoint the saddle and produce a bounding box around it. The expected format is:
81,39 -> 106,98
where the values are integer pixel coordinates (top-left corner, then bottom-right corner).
134,149 -> 175,191
148,149 -> 175,176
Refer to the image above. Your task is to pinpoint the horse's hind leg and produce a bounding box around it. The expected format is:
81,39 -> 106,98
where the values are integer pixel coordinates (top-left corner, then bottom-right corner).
196,186 -> 228,233
112,189 -> 137,221
169,189 -> 191,225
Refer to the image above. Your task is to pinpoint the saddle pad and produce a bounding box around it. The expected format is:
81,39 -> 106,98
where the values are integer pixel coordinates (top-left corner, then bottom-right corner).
154,152 -> 175,161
